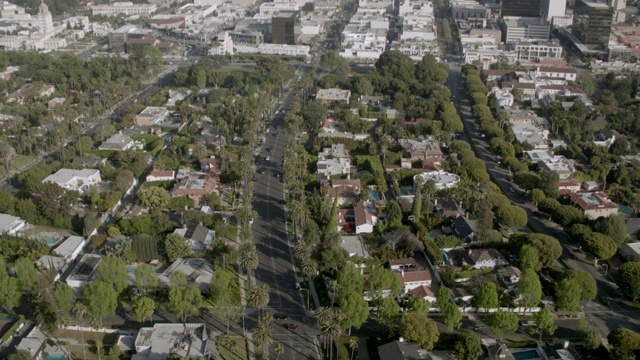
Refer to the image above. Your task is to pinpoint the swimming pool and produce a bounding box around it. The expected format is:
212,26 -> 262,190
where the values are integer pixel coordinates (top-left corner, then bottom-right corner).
512,350 -> 541,360
46,353 -> 66,360
369,190 -> 380,201
42,236 -> 58,245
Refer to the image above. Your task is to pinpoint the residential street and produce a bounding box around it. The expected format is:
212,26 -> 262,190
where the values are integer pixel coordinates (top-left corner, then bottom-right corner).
445,57 -> 640,337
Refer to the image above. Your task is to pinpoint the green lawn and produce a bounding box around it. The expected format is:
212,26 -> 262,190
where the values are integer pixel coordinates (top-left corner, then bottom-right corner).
55,329 -> 119,360
0,154 -> 37,178
217,335 -> 250,360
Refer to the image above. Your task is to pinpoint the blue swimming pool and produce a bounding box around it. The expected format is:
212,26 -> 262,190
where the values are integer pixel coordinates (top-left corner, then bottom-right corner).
369,190 -> 380,201
47,353 -> 66,360
512,350 -> 541,360
42,236 -> 58,245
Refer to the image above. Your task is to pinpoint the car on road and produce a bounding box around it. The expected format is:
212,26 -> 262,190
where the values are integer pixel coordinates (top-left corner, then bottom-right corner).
274,314 -> 288,320
266,147 -> 272,152
295,283 -> 301,290
286,324 -> 299,330
509,187 -> 516,193
249,218 -> 254,224
266,128 -> 270,133
265,156 -> 270,161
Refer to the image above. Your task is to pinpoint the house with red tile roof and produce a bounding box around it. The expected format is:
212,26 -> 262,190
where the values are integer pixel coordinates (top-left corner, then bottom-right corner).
411,285 -> 437,303
146,168 -> 175,182
399,269 -> 432,293
467,249 -> 507,269
354,201 -> 377,234
568,192 -> 618,220
171,175 -> 218,205
388,258 -> 417,271
321,179 -> 362,206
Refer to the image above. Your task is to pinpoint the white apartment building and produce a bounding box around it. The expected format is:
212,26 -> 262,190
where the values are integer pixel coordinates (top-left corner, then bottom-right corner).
513,41 -> 563,61
0,213 -> 26,236
541,0 -> 566,20
492,88 -> 514,108
534,67 -> 577,81
91,2 -> 157,16
43,169 -> 102,193
358,0 -> 394,14
233,43 -> 309,56
258,2 -> 298,17
340,31 -> 386,61
390,39 -> 439,60
317,158 -> 351,180
464,49 -> 518,69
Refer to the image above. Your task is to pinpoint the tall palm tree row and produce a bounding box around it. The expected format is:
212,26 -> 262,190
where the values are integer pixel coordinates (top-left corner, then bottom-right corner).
253,321 -> 273,358
248,284 -> 270,322
238,240 -> 258,290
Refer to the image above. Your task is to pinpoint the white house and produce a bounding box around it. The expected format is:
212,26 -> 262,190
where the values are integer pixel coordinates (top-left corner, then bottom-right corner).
0,213 -> 26,235
399,269 -> 432,293
410,285 -> 437,303
496,266 -> 521,291
388,258 -> 417,271
53,236 -> 86,261
43,168 -> 101,193
173,223 -> 215,253
146,168 -> 175,182
354,201 -> 378,234
413,171 -> 461,191
467,249 -> 507,269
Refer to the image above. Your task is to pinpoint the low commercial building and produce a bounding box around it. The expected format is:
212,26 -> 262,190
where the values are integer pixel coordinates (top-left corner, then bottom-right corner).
91,2 -> 157,16
149,15 -> 186,29
133,323 -> 209,359
42,169 -> 101,193
464,48 -> 518,69
569,192 -> 619,220
513,41 -> 563,61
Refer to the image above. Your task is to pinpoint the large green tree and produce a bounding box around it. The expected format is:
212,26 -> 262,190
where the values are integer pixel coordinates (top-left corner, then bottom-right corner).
453,332 -> 482,360
83,281 -> 118,328
168,284 -> 203,322
474,281 -> 499,313
563,269 -> 597,301
490,310 -> 519,341
338,290 -> 369,333
608,328 -> 640,360
616,262 -> 640,301
131,296 -> 155,323
518,244 -> 540,271
139,186 -> 170,209
52,282 -> 74,315
209,267 -> 242,332
164,233 -> 192,263
517,269 -> 542,313
529,308 -> 557,341
399,313 -> 439,350
14,257 -> 38,294
555,278 -> 582,315
134,263 -> 158,296
96,255 -> 129,295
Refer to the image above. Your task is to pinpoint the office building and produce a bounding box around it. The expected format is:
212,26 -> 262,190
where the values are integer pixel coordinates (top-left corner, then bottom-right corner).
573,0 -> 613,49
541,0 -> 566,20
610,0 -> 626,24
501,16 -> 550,42
272,11 -> 300,44
501,0 -> 541,18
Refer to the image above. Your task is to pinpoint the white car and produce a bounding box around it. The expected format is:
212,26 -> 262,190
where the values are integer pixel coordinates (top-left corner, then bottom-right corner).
266,128 -> 270,133
265,156 -> 270,161
249,218 -> 254,224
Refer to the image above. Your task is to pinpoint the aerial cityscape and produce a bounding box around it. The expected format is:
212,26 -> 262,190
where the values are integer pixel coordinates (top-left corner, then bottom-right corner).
1,0 -> 640,359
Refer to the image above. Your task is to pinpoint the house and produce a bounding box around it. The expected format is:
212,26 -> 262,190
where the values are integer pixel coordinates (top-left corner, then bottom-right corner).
582,181 -> 599,192
619,242 -> 640,262
432,198 -> 464,218
0,214 -> 26,235
146,168 -> 175,182
593,129 -> 620,147
354,201 -> 377,234
414,171 -> 461,190
316,88 -> 351,103
486,344 -> 515,360
359,95 -> 387,108
378,340 -> 429,360
558,178 -> 581,193
411,285 -> 437,303
65,254 -> 103,289
73,155 -> 107,168
468,249 -> 507,269
53,235 -> 86,261
625,218 -> 640,239
399,269 -> 433,293
496,266 -> 522,290
336,208 -> 355,232
15,337 -> 44,360
159,258 -> 213,293
320,179 -> 361,206
42,168 -> 101,193
197,126 -> 226,148
389,258 -> 417,271
171,175 -> 218,205
173,223 -> 215,252
166,89 -> 192,106
36,255 -> 65,272
317,157 -> 351,181
398,137 -> 443,160
318,144 -> 349,158
133,323 -> 209,360
568,192 -> 618,220
452,215 -> 477,240
99,132 -> 143,151
200,157 -> 222,175
134,106 -> 169,126
339,235 -> 370,258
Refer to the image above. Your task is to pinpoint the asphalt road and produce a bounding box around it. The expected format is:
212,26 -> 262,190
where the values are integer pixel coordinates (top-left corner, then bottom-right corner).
445,57 -> 640,336
249,87 -> 320,360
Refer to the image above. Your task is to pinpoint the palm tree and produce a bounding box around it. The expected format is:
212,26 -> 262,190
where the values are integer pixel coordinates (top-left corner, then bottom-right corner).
293,241 -> 313,261
238,241 -> 259,290
253,321 -> 273,357
300,257 -> 318,280
274,342 -> 285,360
248,284 -> 270,321
191,144 -> 207,160
348,337 -> 358,360
73,301 -> 87,319
287,199 -> 309,239
322,320 -> 342,360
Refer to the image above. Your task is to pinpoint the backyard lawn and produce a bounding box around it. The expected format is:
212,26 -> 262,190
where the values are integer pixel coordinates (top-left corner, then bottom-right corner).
55,329 -> 119,360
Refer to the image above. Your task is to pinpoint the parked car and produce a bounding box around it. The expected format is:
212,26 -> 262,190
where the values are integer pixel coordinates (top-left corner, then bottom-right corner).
274,314 -> 288,320
286,324 -> 299,330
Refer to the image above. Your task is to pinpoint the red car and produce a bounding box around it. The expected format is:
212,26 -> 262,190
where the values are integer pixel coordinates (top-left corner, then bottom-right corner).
286,324 -> 299,330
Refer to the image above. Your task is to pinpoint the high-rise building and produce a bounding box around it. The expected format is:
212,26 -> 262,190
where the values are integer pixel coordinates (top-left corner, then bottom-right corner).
271,11 -> 300,45
573,0 -> 613,49
609,0 -> 627,23
501,0 -> 541,18
541,0 -> 566,20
